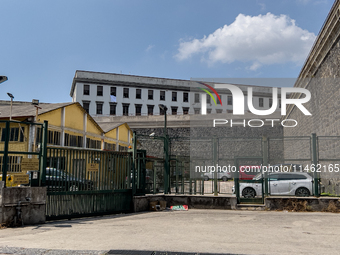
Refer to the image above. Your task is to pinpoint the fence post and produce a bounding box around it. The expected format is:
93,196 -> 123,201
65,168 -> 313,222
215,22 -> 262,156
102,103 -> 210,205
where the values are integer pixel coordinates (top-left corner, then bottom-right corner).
163,135 -> 170,194
213,138 -> 218,196
181,160 -> 185,194
262,136 -> 269,196
132,131 -> 137,196
234,158 -> 240,203
153,162 -> 156,195
175,156 -> 179,193
138,149 -> 147,194
311,133 -> 319,196
2,121 -> 10,187
40,121 -> 48,186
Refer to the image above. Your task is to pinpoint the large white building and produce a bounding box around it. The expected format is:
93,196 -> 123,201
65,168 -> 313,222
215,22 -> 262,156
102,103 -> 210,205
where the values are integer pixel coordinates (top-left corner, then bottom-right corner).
70,70 -> 281,117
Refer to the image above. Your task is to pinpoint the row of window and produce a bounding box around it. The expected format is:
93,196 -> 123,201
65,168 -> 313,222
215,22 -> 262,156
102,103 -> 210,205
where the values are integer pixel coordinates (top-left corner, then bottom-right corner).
84,85 -> 280,108
0,155 -> 23,172
0,127 -> 26,142
89,102 -> 189,116
36,128 -> 118,150
0,128 -> 104,149
90,102 -> 261,116
38,128 -> 124,150
84,84 -> 190,103
86,138 -> 101,149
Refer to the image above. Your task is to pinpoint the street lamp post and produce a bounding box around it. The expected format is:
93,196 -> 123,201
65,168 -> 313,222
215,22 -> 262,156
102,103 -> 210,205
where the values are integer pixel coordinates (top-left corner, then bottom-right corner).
32,100 -> 41,152
158,104 -> 170,194
7,93 -> 14,121
32,99 -> 41,122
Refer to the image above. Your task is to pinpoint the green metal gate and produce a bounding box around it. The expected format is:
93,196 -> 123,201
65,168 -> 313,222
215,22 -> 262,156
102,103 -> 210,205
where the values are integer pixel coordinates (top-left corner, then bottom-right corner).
131,132 -> 326,198
234,157 -> 264,204
45,147 -> 133,220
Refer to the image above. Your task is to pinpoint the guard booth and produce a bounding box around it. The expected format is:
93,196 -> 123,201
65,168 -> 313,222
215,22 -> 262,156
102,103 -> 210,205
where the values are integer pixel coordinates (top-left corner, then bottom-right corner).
234,157 -> 265,204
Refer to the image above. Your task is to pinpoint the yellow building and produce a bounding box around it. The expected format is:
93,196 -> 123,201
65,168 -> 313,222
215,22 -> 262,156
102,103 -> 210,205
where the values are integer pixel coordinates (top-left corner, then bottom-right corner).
0,101 -> 133,153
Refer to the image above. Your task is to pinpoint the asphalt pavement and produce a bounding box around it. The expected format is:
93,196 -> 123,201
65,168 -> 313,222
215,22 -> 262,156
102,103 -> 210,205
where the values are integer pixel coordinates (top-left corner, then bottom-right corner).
0,209 -> 339,255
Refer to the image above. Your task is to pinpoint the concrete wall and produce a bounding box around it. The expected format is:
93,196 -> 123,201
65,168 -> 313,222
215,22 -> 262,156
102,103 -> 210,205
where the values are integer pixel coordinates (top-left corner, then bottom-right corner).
134,195 -> 340,213
0,183 -> 46,226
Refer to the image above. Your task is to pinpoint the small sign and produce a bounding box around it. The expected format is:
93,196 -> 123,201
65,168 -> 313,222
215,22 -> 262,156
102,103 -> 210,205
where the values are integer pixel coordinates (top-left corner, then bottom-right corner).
21,158 -> 39,171
87,163 -> 99,172
12,174 -> 29,185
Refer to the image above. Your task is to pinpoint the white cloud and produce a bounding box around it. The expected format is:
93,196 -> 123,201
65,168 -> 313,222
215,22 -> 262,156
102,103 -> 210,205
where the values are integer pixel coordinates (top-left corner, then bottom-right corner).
257,1 -> 266,10
297,0 -> 311,4
175,13 -> 316,70
314,0 -> 329,4
249,62 -> 262,71
145,44 -> 154,52
297,0 -> 328,4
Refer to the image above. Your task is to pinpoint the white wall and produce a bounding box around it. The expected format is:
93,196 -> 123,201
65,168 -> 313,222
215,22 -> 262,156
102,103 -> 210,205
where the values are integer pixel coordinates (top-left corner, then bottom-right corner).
73,82 -> 280,116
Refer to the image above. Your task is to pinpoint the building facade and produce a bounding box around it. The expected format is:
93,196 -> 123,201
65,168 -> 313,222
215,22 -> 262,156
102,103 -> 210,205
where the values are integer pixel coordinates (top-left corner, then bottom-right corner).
0,101 -> 133,153
70,71 -> 281,117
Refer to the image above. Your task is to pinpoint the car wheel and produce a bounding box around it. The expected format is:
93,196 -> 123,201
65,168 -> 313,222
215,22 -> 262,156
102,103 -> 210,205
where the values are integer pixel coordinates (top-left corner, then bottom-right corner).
204,176 -> 209,181
295,187 -> 310,197
242,187 -> 256,198
69,185 -> 79,191
222,176 -> 228,182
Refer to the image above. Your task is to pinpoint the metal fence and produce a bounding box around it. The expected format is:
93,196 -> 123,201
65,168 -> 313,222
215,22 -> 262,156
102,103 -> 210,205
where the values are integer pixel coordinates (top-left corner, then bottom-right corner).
136,133 -> 339,199
317,136 -> 340,195
45,147 -> 133,220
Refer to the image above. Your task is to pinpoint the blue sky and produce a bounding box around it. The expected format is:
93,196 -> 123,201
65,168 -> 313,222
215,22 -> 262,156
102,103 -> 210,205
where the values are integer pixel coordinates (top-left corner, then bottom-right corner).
0,0 -> 334,103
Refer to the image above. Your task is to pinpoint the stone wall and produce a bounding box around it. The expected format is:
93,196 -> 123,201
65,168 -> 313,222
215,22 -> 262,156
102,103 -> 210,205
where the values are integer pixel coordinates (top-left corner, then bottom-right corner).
134,126 -> 283,159
284,37 -> 340,194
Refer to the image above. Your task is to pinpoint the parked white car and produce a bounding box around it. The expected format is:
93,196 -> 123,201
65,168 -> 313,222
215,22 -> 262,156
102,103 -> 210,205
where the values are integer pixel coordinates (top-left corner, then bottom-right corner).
232,172 -> 313,198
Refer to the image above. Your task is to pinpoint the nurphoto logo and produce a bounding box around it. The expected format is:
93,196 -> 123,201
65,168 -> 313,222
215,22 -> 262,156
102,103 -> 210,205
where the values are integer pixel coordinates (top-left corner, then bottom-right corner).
198,82 -> 312,128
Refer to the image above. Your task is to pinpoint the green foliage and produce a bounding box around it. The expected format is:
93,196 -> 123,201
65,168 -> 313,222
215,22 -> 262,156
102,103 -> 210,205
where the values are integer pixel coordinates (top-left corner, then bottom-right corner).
321,192 -> 339,197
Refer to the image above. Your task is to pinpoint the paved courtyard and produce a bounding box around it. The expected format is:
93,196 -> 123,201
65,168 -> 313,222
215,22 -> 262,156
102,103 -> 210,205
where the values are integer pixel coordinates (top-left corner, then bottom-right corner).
0,209 -> 338,254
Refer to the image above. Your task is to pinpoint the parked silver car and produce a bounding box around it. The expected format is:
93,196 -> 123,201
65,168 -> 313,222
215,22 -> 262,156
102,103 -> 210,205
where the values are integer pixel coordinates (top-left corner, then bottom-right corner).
233,172 -> 313,198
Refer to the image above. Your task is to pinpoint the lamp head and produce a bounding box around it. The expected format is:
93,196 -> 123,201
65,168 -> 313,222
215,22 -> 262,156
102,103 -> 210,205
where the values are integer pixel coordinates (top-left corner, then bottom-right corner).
158,104 -> 168,111
0,76 -> 8,84
32,99 -> 39,106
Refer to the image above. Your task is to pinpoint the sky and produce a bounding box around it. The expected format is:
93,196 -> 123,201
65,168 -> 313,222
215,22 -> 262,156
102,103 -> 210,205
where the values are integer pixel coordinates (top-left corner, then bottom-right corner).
0,0 -> 335,103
